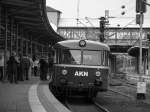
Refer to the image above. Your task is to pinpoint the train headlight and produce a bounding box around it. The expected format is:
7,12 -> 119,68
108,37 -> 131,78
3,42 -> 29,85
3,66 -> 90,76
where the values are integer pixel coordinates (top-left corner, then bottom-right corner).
62,69 -> 68,75
96,71 -> 101,77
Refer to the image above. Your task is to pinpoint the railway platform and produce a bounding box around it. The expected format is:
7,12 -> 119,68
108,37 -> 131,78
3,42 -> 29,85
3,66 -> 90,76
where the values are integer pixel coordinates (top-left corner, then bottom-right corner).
0,76 -> 70,112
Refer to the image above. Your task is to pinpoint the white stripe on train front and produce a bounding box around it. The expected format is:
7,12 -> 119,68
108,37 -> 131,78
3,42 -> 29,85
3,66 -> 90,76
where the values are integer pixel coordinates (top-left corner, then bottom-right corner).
54,64 -> 109,69
74,71 -> 88,76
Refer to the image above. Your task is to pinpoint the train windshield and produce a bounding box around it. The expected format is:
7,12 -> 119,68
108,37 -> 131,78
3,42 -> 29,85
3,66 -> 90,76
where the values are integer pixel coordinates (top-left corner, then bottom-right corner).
59,49 -> 81,64
57,49 -> 109,66
83,50 -> 109,66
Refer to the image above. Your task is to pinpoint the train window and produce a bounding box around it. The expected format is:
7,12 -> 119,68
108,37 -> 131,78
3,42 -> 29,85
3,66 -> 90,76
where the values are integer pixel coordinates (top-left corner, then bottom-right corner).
56,48 -> 109,66
70,50 -> 81,64
58,49 -> 81,64
83,50 -> 109,66
56,49 -> 61,63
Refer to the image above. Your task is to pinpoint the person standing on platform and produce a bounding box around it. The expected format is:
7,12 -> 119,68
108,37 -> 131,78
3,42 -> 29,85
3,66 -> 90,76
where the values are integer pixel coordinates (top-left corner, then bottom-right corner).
18,55 -> 24,81
7,52 -> 18,83
0,54 -> 4,81
48,56 -> 53,80
15,55 -> 20,81
39,58 -> 44,80
33,58 -> 39,76
21,55 -> 30,80
43,58 -> 49,80
18,56 -> 24,81
39,58 -> 48,80
28,55 -> 33,79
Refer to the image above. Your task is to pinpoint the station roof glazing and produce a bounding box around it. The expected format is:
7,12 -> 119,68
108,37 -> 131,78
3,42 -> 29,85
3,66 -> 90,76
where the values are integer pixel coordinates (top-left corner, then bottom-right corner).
1,0 -> 64,44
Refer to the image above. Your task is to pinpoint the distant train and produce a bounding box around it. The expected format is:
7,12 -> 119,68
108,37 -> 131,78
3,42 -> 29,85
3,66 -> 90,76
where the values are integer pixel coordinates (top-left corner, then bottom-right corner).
49,39 -> 110,98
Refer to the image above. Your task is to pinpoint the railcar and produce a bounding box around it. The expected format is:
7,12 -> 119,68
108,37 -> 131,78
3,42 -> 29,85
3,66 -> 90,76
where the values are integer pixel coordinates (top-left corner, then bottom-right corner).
49,40 -> 110,98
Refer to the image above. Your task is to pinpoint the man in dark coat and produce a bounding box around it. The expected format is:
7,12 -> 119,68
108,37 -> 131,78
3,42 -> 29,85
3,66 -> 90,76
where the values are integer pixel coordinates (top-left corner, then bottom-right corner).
39,58 -> 48,80
48,57 -> 53,80
7,54 -> 18,83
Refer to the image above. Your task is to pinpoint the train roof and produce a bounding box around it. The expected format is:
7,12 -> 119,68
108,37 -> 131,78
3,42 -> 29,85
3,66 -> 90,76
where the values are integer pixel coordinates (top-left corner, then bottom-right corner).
54,40 -> 110,51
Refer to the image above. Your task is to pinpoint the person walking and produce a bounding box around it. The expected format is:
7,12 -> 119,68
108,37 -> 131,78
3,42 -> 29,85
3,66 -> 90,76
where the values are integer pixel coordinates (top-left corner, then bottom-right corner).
7,52 -> 18,83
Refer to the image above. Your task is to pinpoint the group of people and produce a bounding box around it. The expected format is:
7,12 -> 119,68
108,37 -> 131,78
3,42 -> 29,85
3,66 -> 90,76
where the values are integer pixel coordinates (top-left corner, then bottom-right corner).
0,52 -> 53,84
7,52 -> 33,83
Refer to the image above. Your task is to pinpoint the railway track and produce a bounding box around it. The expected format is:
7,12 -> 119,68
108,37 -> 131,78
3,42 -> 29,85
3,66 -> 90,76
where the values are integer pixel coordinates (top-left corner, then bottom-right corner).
64,97 -> 110,112
93,99 -> 110,112
112,77 -> 150,94
108,88 -> 135,100
110,78 -> 150,105
55,77 -> 150,112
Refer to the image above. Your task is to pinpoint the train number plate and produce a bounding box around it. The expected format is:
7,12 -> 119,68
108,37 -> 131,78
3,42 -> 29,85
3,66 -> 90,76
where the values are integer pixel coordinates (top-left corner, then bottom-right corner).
74,71 -> 88,76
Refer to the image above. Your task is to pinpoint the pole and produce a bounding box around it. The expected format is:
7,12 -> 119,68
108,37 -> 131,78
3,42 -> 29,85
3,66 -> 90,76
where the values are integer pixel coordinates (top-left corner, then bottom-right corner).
136,12 -> 146,100
139,13 -> 143,79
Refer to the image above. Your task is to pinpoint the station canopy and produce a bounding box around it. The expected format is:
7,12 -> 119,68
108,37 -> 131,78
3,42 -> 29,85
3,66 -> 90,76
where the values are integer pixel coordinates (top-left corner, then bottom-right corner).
1,0 -> 64,44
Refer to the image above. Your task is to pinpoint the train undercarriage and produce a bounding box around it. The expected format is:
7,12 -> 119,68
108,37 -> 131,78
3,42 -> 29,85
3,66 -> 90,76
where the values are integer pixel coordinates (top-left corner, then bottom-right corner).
49,83 -> 104,98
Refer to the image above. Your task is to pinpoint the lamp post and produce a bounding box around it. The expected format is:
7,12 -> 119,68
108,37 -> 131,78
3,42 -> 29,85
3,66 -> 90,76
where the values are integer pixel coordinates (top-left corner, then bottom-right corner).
136,0 -> 147,100
139,13 -> 143,78
136,12 -> 146,100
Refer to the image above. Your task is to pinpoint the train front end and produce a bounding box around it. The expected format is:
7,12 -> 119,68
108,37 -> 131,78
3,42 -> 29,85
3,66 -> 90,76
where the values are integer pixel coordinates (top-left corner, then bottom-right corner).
49,40 -> 110,97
